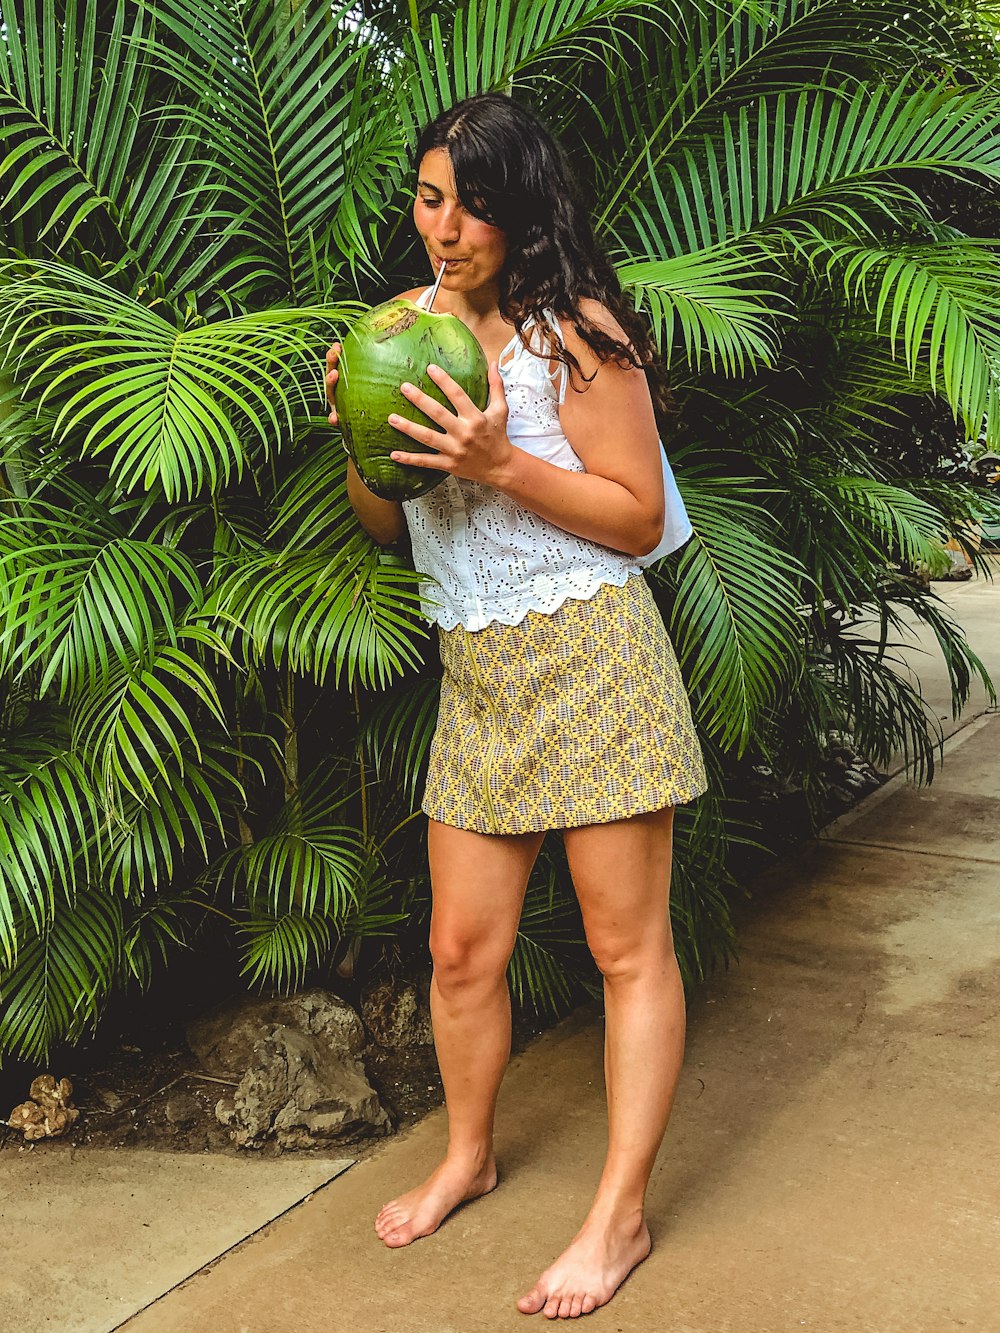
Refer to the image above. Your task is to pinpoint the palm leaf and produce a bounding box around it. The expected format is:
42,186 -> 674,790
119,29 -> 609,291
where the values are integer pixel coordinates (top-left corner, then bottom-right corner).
0,885 -> 122,1062
142,0 -> 380,301
122,892 -> 193,990
809,240 -> 1000,438
395,0 -> 677,137
0,737 -> 104,968
617,246 -> 789,373
237,908 -> 333,993
508,846 -> 597,1016
208,764 -> 366,921
662,472 -> 809,753
71,640 -> 229,805
0,0 -> 220,285
815,475 -> 954,574
360,675 -> 441,807
0,261 -> 355,500
106,748 -> 245,897
0,510 -> 201,697
206,531 -> 430,691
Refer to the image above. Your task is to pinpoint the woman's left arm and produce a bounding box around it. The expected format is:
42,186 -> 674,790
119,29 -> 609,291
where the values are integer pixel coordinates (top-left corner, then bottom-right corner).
387,299 -> 664,557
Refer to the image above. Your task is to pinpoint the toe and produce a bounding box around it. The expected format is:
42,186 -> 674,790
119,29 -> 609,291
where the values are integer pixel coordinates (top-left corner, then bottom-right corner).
581,1294 -> 598,1315
543,1295 -> 562,1319
517,1287 -> 547,1315
569,1295 -> 584,1318
557,1296 -> 573,1318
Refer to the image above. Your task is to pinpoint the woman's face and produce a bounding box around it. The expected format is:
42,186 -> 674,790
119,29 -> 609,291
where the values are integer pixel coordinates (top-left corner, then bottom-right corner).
413,148 -> 507,293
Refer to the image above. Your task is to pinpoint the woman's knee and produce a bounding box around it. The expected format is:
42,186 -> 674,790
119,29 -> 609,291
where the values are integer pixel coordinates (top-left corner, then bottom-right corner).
587,929 -> 678,983
429,928 -> 511,993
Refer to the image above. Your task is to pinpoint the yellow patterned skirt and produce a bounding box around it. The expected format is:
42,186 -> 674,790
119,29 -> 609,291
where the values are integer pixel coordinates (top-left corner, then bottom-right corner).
422,573 -> 707,835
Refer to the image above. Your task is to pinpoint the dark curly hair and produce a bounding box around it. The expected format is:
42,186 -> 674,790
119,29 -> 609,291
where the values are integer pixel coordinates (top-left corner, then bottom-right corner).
412,93 -> 674,423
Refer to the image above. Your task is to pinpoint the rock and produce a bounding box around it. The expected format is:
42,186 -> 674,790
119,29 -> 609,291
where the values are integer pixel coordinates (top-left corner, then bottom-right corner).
164,1092 -> 201,1126
361,978 -> 434,1049
91,1086 -> 125,1112
229,1028 -> 390,1150
186,989 -> 390,1150
186,988 -> 366,1078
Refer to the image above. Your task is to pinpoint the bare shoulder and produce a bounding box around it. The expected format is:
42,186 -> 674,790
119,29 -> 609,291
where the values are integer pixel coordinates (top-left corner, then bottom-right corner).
395,285 -> 428,303
557,297 -> 636,383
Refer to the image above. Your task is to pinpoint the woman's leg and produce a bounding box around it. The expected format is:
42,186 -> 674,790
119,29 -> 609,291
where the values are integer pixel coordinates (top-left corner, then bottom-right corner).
375,818 -> 545,1247
518,806 -> 682,1318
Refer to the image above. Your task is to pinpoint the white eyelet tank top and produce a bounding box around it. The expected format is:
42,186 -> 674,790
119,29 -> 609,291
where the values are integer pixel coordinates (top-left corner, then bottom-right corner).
401,288 -> 692,631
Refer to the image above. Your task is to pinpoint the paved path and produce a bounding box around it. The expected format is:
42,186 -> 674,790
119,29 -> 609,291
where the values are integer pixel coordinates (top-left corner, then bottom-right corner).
118,581 -> 1000,1331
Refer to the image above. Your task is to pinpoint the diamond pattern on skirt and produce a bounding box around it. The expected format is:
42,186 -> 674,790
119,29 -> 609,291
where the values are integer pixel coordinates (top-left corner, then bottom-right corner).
422,573 -> 707,834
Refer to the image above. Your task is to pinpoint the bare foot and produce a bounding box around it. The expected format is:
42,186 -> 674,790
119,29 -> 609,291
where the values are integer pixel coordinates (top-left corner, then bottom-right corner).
374,1156 -> 498,1248
516,1212 -> 651,1319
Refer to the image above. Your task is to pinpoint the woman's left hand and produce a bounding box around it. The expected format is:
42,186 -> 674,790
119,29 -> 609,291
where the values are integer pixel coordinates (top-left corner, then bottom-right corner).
387,362 -> 515,488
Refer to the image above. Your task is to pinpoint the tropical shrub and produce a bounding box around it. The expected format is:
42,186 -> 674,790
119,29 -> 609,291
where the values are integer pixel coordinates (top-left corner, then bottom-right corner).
2,0 -> 998,1063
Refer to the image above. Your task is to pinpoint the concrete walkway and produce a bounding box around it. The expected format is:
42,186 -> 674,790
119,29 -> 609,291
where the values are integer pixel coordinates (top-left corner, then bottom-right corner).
115,572 -> 1000,1333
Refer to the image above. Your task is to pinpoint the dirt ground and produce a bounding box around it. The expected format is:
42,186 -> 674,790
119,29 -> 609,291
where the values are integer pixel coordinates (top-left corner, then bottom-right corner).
0,993 -> 556,1162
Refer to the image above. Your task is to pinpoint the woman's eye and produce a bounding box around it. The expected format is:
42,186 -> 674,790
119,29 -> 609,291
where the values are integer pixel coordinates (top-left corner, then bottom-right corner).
418,198 -> 440,208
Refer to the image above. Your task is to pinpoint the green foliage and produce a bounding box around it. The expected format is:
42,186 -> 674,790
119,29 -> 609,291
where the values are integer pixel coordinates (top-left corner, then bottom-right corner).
2,0 -> 999,1062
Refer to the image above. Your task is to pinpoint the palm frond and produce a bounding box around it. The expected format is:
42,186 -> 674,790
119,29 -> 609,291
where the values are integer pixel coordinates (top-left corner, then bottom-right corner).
0,0 -> 220,285
0,735 -> 104,968
809,240 -> 1000,438
71,641 -> 229,805
0,262 -> 356,500
237,908 -> 333,993
508,845 -> 596,1017
662,473 -> 809,753
394,0 -> 676,142
0,885 -> 122,1063
815,475 -> 954,574
360,675 -> 441,807
143,0 -> 380,301
617,245 -> 789,374
106,747 -> 245,897
602,55 -> 1000,239
0,510 -> 201,697
121,891 -> 193,989
206,531 -> 430,691
0,0 -> 145,250
208,764 -> 366,921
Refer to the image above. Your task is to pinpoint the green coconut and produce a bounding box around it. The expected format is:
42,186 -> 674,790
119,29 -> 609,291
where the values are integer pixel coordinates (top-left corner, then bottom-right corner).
335,298 -> 489,501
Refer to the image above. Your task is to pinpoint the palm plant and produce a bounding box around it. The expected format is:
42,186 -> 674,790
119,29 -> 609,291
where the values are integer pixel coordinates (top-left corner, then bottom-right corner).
2,0 -> 999,1064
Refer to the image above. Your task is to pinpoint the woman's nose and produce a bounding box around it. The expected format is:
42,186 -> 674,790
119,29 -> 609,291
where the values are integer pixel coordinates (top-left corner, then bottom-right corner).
434,205 -> 462,242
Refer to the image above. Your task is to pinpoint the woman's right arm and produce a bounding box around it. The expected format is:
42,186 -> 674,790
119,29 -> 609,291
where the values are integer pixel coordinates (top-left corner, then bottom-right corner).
326,340 -> 406,546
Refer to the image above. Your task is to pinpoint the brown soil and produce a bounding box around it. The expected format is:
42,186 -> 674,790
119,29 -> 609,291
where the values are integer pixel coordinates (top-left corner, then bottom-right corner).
0,1010 -> 548,1162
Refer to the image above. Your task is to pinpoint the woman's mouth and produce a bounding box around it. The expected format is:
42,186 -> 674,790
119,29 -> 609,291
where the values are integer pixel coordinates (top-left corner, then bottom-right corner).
434,256 -> 466,268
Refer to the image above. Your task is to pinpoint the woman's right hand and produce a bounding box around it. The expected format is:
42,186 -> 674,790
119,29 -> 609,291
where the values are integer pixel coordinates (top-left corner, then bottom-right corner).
325,342 -> 342,426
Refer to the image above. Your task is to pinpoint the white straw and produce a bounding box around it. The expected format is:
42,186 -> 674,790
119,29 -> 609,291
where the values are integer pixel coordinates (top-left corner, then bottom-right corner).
426,259 -> 447,311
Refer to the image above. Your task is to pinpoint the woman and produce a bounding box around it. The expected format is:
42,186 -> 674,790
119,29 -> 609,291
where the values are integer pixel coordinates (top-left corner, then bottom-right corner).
326,92 -> 707,1321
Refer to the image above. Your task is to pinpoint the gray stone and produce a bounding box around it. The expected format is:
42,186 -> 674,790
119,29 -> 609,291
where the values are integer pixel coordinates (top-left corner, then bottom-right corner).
229,1027 -> 390,1150
361,978 -> 434,1049
185,989 -> 389,1151
91,1086 -> 125,1112
163,1092 -> 201,1125
185,988 -> 366,1078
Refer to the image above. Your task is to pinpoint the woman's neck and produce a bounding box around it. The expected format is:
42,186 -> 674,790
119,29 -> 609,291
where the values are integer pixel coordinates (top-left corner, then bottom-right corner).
434,275 -> 502,323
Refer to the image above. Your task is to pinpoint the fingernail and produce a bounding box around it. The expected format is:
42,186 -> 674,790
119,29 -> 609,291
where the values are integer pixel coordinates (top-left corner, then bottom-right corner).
428,363 -> 439,373
401,381 -> 413,392
388,414 -> 399,423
